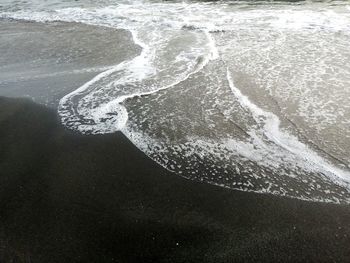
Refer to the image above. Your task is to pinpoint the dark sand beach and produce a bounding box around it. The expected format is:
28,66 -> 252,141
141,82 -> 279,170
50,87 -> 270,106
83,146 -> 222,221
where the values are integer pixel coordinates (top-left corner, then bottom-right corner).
1,2 -> 350,262
1,96 -> 350,262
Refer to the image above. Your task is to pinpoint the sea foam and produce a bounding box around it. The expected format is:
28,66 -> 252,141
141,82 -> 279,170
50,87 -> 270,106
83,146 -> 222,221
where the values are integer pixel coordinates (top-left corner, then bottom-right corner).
2,1 -> 350,203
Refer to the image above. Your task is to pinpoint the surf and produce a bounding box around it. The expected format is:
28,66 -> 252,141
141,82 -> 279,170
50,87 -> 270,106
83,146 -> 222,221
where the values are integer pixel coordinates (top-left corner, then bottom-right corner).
2,0 -> 350,203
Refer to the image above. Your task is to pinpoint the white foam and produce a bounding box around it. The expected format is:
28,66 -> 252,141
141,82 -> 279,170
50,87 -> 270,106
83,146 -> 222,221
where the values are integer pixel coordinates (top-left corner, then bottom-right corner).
226,68 -> 350,186
2,1 -> 350,203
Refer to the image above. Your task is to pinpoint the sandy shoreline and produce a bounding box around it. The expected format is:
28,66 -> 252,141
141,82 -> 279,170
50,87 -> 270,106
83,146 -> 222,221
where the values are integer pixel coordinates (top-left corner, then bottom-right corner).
1,13 -> 350,263
0,19 -> 140,107
0,96 -> 350,262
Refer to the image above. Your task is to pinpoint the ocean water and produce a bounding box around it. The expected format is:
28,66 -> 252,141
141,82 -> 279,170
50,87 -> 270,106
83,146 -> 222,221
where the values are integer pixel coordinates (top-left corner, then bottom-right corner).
1,0 -> 350,203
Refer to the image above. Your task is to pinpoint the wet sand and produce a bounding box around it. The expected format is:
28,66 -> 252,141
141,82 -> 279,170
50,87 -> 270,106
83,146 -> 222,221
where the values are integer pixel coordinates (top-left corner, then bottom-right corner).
0,20 -> 140,107
0,96 -> 350,262
1,16 -> 350,263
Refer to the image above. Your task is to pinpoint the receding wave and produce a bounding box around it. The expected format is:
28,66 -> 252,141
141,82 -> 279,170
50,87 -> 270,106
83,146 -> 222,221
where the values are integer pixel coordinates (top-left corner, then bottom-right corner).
2,0 -> 350,203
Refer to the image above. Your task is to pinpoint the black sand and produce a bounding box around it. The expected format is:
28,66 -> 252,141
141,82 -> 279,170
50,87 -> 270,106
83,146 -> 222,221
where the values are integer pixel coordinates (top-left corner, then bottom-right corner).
0,96 -> 350,262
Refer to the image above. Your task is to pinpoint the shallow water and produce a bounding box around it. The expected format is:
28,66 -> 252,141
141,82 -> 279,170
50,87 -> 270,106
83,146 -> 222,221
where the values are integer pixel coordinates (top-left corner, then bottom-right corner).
0,20 -> 139,106
1,0 -> 350,203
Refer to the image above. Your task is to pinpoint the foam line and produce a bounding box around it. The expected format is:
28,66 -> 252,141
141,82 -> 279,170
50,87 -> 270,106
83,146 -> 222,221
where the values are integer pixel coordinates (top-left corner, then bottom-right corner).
2,1 -> 350,203
226,68 -> 350,185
